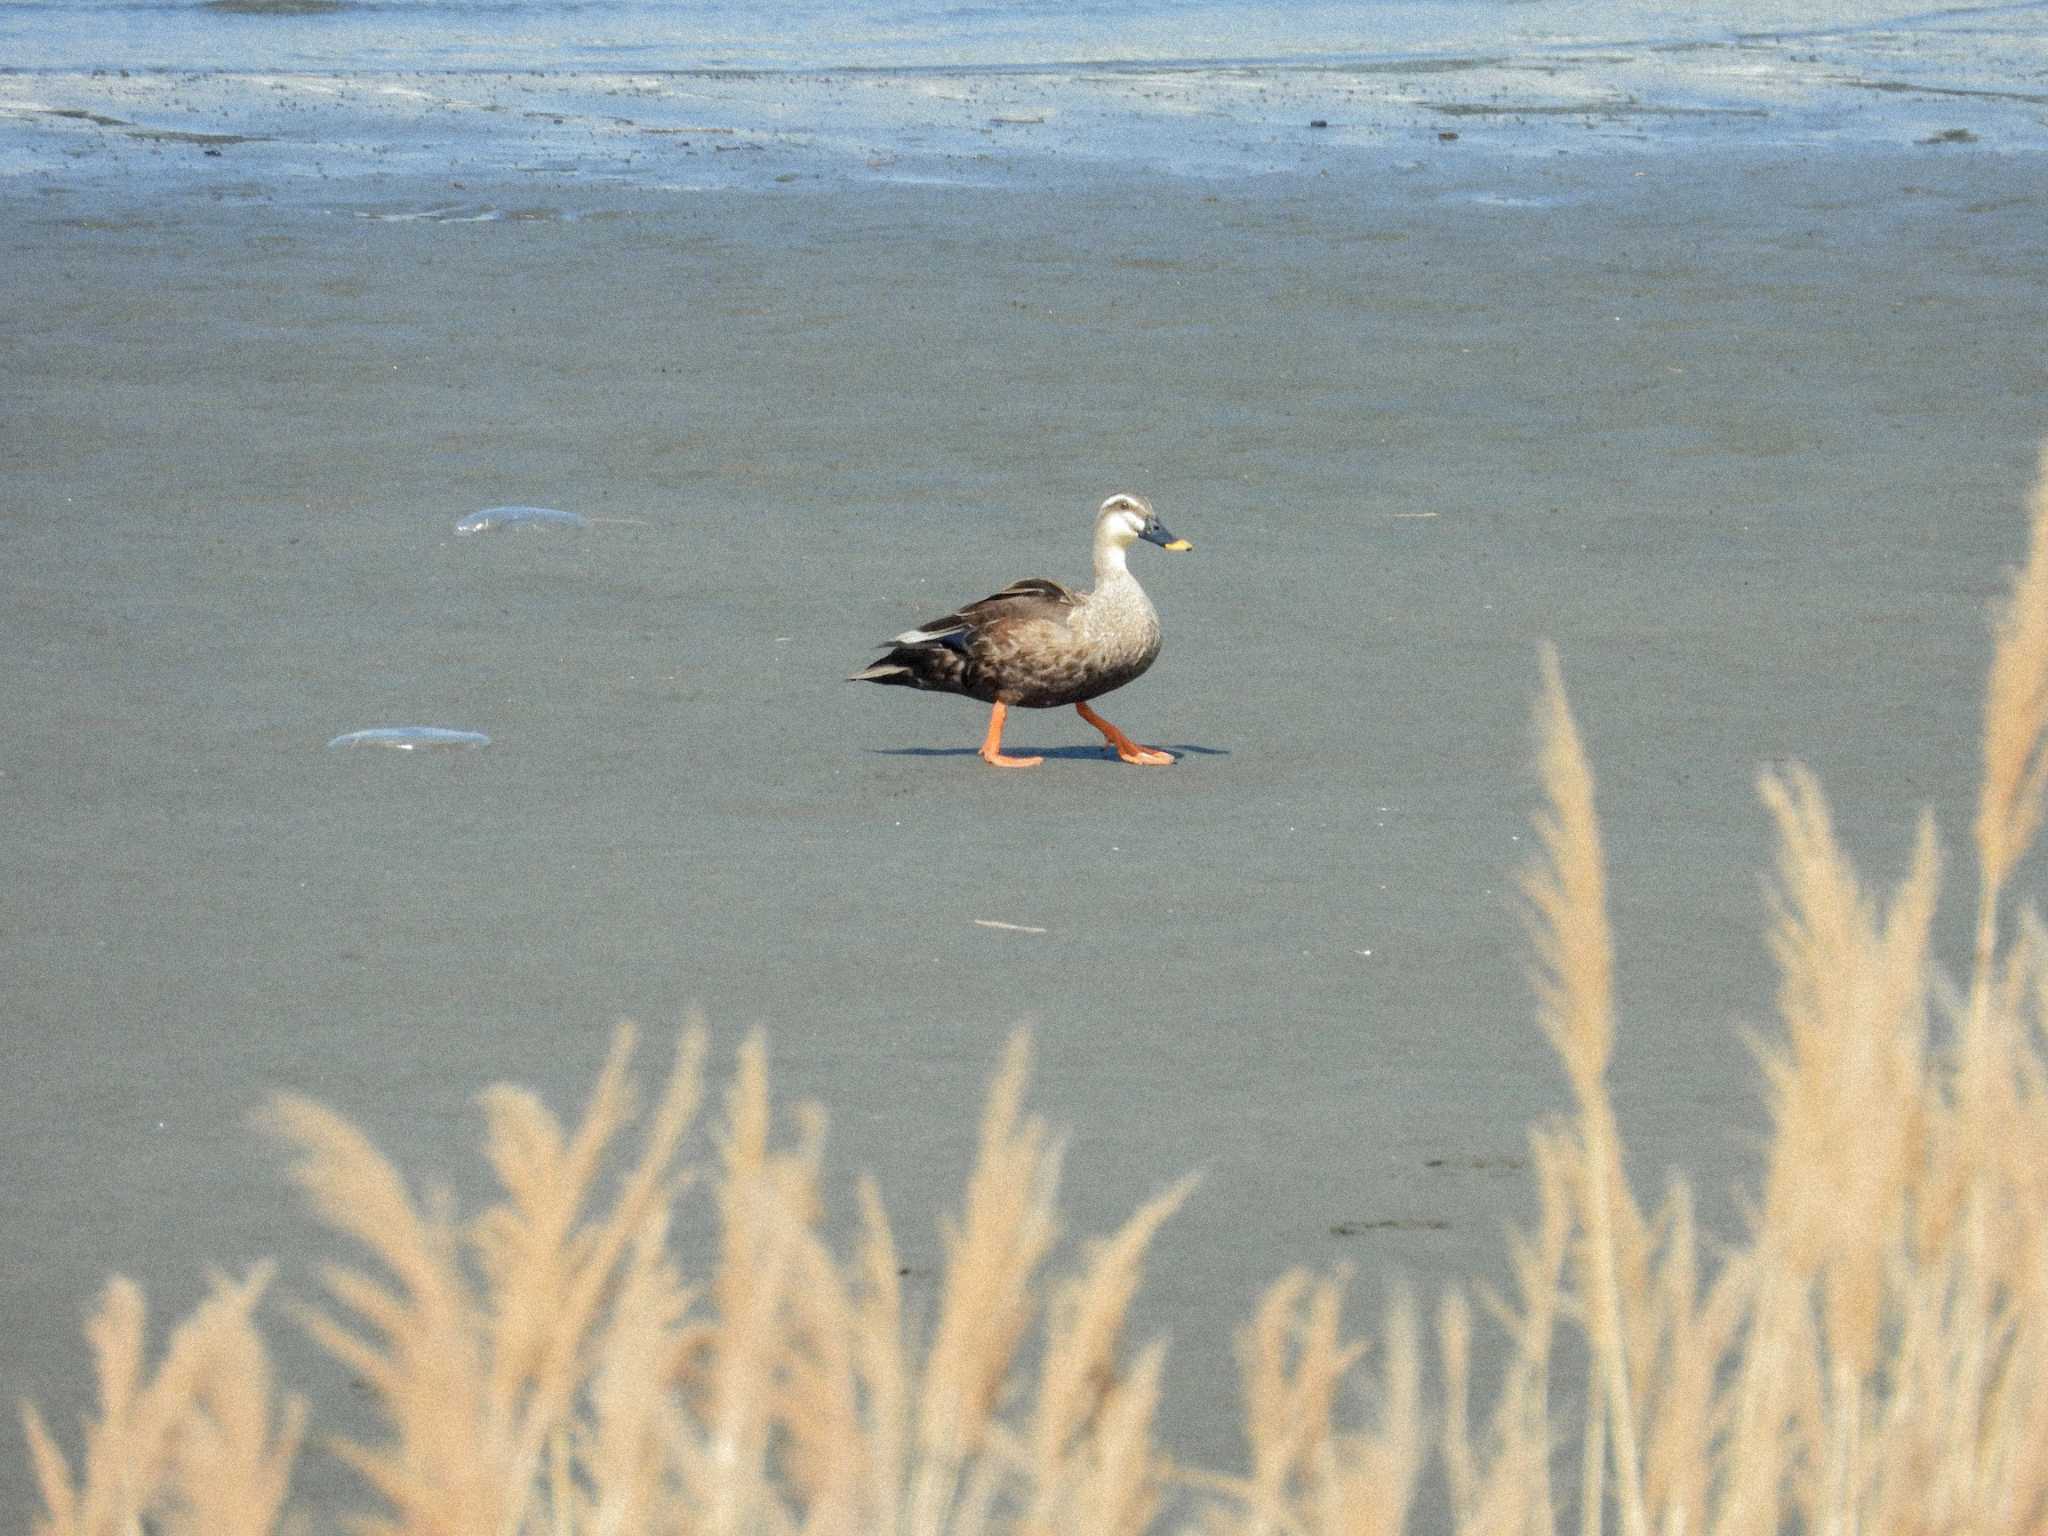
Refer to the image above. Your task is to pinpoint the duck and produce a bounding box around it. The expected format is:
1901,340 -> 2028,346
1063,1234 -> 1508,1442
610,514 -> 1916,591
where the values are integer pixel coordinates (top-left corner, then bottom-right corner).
851,493 -> 1193,768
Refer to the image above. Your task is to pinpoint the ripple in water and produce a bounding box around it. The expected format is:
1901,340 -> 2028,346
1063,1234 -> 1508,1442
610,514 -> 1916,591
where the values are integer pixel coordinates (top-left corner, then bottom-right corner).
326,726 -> 490,751
455,505 -> 589,534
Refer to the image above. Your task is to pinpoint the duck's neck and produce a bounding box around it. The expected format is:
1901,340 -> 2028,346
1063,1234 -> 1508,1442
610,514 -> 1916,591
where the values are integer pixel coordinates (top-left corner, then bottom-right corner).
1093,534 -> 1133,586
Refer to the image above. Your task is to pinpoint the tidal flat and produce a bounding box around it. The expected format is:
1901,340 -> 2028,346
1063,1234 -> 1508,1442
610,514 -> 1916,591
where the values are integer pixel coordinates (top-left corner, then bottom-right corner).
4,143 -> 2046,1517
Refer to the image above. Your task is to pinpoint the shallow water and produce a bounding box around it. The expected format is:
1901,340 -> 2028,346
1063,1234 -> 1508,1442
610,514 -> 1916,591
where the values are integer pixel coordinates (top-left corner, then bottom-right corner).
455,505 -> 589,533
8,0 -> 2046,78
325,726 -> 492,749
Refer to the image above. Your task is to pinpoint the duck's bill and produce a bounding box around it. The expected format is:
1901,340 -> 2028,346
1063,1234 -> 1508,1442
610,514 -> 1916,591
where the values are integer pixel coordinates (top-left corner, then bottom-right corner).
1141,523 -> 1193,551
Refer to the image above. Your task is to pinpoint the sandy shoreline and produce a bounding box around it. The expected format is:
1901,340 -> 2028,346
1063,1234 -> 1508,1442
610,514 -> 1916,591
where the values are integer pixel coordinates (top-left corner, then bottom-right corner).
4,143 -> 2047,1517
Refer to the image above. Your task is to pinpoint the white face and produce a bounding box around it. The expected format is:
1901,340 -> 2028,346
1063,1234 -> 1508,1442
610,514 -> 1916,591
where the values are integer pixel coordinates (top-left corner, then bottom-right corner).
1099,493 -> 1154,545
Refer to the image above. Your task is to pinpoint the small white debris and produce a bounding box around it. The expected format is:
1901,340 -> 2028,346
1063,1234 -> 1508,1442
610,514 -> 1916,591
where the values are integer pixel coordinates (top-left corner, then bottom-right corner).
974,919 -> 1048,934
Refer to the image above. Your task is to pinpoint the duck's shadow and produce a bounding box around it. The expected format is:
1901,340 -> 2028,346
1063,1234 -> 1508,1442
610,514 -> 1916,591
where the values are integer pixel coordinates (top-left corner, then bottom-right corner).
871,743 -> 1230,761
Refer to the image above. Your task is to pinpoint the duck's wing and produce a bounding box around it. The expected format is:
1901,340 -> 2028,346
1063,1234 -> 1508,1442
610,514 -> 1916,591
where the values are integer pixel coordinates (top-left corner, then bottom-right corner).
899,577 -> 1080,646
850,577 -> 1081,691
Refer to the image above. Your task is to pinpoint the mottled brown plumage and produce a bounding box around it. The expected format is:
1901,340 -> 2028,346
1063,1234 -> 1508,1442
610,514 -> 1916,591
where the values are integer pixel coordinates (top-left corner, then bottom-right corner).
851,493 -> 1192,768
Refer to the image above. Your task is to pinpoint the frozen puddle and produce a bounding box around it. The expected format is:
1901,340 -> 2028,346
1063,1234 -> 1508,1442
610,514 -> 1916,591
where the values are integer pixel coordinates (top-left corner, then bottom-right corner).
455,505 -> 590,534
326,726 -> 490,751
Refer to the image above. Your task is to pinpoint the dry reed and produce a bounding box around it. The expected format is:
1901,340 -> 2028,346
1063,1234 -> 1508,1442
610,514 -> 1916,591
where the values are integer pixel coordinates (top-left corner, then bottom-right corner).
24,442 -> 2048,1535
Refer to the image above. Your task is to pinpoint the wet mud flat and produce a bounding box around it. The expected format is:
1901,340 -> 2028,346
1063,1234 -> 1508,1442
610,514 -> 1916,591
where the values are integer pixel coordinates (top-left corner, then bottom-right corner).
3,144 -> 2046,1517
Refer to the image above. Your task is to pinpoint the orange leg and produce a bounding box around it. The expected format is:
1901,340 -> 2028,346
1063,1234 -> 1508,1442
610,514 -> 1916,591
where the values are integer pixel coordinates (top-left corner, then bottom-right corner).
979,700 -> 1044,768
1076,701 -> 1174,765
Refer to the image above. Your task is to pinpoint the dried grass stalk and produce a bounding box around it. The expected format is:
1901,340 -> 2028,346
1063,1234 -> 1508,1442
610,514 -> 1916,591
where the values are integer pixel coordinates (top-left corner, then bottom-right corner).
1523,645 -> 1648,1536
22,1265 -> 302,1536
1976,443 -> 2048,931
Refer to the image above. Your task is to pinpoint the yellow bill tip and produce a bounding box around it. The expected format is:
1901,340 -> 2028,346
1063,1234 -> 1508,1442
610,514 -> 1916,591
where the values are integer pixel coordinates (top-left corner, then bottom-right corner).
1163,538 -> 1193,552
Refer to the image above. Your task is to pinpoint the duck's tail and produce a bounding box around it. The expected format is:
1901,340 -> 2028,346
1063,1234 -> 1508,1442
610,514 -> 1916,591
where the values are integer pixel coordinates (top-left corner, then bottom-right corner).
849,635 -> 972,692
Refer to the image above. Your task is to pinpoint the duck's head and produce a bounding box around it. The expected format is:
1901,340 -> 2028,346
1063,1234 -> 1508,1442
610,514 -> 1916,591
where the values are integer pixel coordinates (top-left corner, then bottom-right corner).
1096,492 -> 1192,553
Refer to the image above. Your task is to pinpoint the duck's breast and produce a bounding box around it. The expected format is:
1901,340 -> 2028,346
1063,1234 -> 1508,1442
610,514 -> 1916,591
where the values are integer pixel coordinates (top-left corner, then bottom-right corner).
1002,582 -> 1160,707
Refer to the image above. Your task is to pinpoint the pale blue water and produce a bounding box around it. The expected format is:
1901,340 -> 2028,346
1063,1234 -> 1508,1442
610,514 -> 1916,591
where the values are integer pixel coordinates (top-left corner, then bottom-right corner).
3,1 -> 2045,190
0,0 -> 1767,74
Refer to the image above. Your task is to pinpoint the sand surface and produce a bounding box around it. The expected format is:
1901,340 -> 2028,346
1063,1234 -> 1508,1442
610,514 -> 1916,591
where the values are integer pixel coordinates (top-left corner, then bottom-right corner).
5,145 -> 2047,1517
